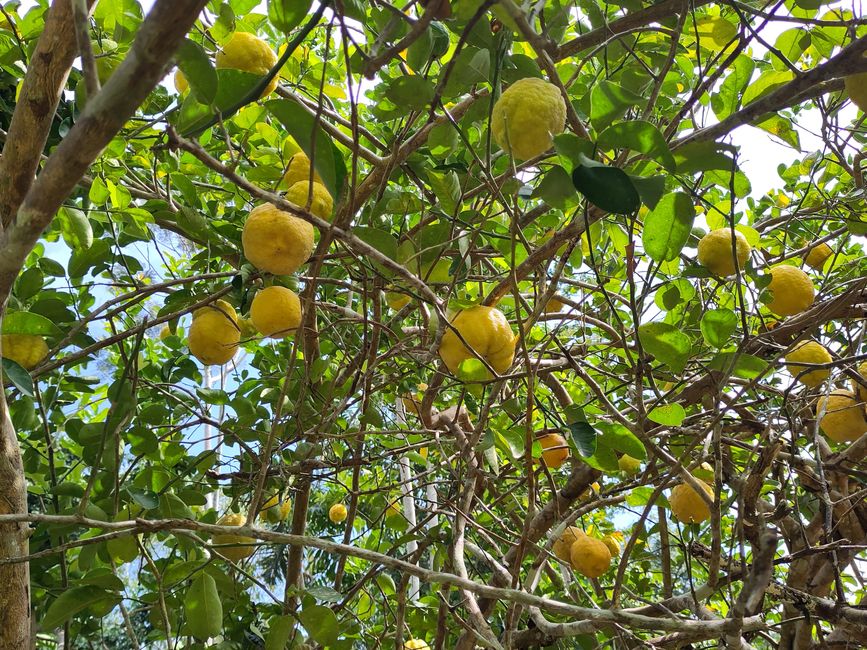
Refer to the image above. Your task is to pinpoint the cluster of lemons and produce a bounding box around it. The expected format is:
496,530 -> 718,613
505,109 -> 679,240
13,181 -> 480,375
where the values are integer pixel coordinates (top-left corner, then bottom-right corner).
698,231 -> 866,444
211,495 -> 291,563
553,524 -> 623,580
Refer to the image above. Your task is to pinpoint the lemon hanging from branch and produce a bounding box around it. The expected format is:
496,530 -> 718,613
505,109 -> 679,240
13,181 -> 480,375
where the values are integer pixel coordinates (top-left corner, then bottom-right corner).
491,77 -> 566,161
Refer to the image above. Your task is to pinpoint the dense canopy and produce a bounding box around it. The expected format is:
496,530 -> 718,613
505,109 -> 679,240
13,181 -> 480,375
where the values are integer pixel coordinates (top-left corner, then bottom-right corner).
0,1 -> 866,649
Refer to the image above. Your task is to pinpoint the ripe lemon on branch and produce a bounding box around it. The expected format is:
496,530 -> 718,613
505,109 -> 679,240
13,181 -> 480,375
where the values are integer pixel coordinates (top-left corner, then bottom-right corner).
669,478 -> 713,524
329,503 -> 348,523
785,340 -> 832,387
187,299 -> 240,366
537,432 -> 570,469
803,242 -> 832,271
766,265 -> 815,316
285,180 -> 333,221
439,305 -> 516,375
250,286 -> 301,339
697,228 -> 751,277
281,152 -> 323,189
216,31 -> 278,97
552,526 -> 585,562
852,361 -> 867,402
491,77 -> 566,161
845,72 -> 867,113
258,495 -> 291,524
242,203 -> 315,275
212,513 -> 256,562
816,390 -> 867,443
1,334 -> 49,370
569,533 -> 612,579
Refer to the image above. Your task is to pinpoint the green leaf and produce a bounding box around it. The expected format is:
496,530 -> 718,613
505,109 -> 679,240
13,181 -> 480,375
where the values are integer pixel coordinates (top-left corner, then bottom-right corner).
533,165 -> 575,209
184,573 -> 223,640
385,76 -> 436,111
571,154 -> 641,215
41,586 -> 119,631
176,69 -> 263,134
590,80 -> 644,131
711,55 -> 754,120
158,493 -> 194,519
647,403 -> 686,427
353,226 -> 399,261
700,309 -> 738,348
176,39 -> 217,104
638,322 -> 691,373
742,69 -> 794,107
674,141 -> 736,174
196,387 -> 230,405
268,0 -> 312,33
426,169 -> 461,215
708,352 -> 768,380
553,132 -> 595,167
266,615 -> 295,650
630,174 -> 666,210
567,420 -> 596,457
642,192 -> 695,262
755,114 -> 801,150
2,358 -> 34,397
2,311 -> 60,336
58,207 -> 94,251
596,422 -> 647,459
597,120 -> 675,171
300,604 -> 340,646
266,98 -> 346,201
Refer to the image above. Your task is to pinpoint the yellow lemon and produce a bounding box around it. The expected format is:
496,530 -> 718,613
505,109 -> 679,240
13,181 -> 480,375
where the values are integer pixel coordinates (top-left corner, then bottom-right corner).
552,526 -> 585,562
242,203 -> 315,275
159,325 -> 172,341
851,361 -> 867,402
250,286 -> 302,339
174,69 -> 188,94
537,433 -> 570,469
697,228 -> 751,277
285,181 -> 333,221
601,533 -> 621,557
491,77 -> 566,161
212,513 -> 256,562
187,300 -> 240,366
385,501 -> 401,518
259,495 -> 291,524
1,334 -> 49,370
816,390 -> 867,443
328,503 -> 348,523
766,265 -> 815,317
785,340 -> 832,387
845,72 -> 867,113
804,242 -> 832,271
618,454 -> 642,475
404,640 -> 430,650
544,297 -> 564,313
216,31 -> 278,96
439,305 -> 516,375
281,152 -> 322,189
669,479 -> 713,524
386,291 -> 411,311
569,534 -> 611,579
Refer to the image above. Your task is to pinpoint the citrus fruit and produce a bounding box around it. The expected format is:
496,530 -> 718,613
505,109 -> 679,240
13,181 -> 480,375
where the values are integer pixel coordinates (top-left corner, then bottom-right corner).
601,533 -> 621,557
618,454 -> 641,475
491,77 -> 566,161
242,203 -> 315,275
852,361 -> 867,402
1,334 -> 49,370
250,286 -> 302,339
803,242 -> 832,271
174,69 -> 188,94
544,297 -> 564,313
816,390 -> 867,443
216,31 -> 278,96
696,228 -> 751,277
238,317 -> 258,339
281,152 -> 322,189
187,299 -> 240,366
159,325 -> 172,341
259,495 -> 291,524
569,534 -> 612,579
845,72 -> 867,113
212,513 -> 256,562
552,525 -> 585,562
285,181 -> 333,221
766,265 -> 815,317
439,305 -> 516,375
578,481 -> 601,500
785,340 -> 832,387
386,291 -> 411,311
404,640 -> 430,650
328,503 -> 348,523
537,433 -> 570,469
385,501 -> 401,518
669,479 -> 713,524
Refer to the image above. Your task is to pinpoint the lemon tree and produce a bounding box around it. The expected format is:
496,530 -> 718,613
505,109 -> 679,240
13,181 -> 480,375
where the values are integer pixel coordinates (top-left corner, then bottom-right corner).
0,1 -> 866,649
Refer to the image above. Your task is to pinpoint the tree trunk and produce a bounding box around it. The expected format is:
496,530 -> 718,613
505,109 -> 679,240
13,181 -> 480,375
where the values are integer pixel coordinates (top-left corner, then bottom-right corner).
0,389 -> 30,649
